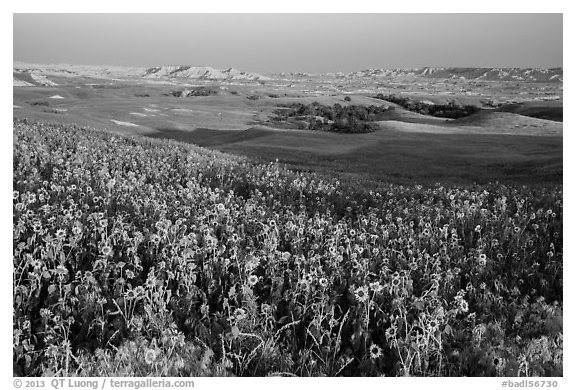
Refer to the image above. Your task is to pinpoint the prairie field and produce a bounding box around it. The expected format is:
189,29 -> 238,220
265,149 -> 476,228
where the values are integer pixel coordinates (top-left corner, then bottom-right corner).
12,60 -> 563,377
13,114 -> 562,376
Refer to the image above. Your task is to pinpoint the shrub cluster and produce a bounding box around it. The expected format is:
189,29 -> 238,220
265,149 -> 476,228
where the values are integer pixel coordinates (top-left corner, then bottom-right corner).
165,88 -> 217,98
374,94 -> 480,119
272,102 -> 392,133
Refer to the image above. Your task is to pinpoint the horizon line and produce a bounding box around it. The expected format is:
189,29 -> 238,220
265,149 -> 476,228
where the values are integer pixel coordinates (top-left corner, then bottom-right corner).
13,60 -> 564,74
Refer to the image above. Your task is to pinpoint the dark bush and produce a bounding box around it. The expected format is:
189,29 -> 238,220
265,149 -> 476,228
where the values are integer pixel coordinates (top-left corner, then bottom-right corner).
29,101 -> 50,107
270,102 -> 392,133
374,94 -> 480,119
166,88 -> 217,98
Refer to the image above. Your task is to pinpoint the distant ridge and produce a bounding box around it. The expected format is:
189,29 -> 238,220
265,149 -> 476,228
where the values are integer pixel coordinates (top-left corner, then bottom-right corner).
13,62 -> 562,84
277,67 -> 563,83
345,67 -> 563,82
12,62 -> 271,82
144,65 -> 271,81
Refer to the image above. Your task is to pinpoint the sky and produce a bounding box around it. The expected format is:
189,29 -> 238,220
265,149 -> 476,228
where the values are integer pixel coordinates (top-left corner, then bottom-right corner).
13,13 -> 563,73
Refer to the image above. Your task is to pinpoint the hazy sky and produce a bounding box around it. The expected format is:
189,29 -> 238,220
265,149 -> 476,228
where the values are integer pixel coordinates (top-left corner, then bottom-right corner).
13,14 -> 563,73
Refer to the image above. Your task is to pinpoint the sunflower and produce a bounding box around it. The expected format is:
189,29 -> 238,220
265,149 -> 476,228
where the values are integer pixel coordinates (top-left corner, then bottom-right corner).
45,345 -> 59,357
319,277 -> 329,288
144,348 -> 158,365
354,286 -> 369,303
55,265 -> 68,275
247,275 -> 259,286
369,343 -> 383,359
233,308 -> 247,320
478,253 -> 487,267
385,325 -> 397,341
145,277 -> 156,289
101,245 -> 112,257
125,289 -> 137,300
369,281 -> 383,293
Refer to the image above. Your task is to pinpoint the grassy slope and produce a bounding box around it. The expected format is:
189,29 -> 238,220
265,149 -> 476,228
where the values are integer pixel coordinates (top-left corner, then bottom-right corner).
495,101 -> 563,122
146,126 -> 562,185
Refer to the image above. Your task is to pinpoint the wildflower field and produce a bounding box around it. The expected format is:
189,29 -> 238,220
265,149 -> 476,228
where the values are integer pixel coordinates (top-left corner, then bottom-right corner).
13,118 -> 562,376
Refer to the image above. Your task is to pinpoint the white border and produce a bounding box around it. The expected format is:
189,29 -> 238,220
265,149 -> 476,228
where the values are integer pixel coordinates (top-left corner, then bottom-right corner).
4,3 -> 572,388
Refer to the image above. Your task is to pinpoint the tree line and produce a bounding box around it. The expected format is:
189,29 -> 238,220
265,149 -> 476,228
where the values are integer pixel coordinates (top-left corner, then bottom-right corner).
374,94 -> 480,119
